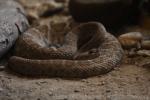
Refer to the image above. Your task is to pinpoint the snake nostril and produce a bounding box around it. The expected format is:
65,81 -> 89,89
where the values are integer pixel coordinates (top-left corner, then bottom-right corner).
88,48 -> 99,55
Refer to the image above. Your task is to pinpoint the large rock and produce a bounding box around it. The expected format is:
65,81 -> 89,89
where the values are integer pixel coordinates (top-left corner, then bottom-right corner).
0,0 -> 29,58
0,0 -> 26,14
69,0 -> 142,33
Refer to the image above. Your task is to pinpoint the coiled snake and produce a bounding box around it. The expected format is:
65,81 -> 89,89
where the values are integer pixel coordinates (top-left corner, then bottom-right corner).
8,22 -> 124,78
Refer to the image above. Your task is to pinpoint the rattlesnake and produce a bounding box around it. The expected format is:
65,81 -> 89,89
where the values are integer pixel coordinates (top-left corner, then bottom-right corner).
8,22 -> 124,78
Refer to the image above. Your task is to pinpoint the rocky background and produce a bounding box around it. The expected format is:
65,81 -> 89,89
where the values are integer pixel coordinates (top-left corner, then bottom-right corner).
0,0 -> 150,99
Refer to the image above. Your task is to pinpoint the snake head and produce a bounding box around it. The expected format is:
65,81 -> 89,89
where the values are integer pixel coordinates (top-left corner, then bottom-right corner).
72,22 -> 106,59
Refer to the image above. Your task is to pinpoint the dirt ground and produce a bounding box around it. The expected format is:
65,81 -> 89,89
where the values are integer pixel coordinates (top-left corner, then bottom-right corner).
0,57 -> 150,100
0,0 -> 150,100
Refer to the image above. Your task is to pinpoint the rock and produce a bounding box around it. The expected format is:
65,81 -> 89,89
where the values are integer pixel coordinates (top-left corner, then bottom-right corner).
118,32 -> 143,50
141,40 -> 150,50
0,87 -> 3,92
48,92 -> 53,96
0,66 -> 5,71
0,0 -> 29,58
19,0 -> 64,18
69,0 -> 142,32
0,8 -> 29,33
74,89 -> 80,93
106,89 -> 111,93
142,0 -> 150,14
0,22 -> 19,58
136,56 -> 150,67
55,0 -> 68,3
37,98 -> 40,100
0,0 -> 26,14
39,2 -> 64,17
142,62 -> 150,67
137,50 -> 150,56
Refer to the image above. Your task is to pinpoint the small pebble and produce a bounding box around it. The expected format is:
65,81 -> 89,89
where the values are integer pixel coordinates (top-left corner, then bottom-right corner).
141,40 -> 150,50
0,87 -> 3,92
21,0 -> 64,17
48,92 -> 53,96
101,81 -> 105,85
74,89 -> 80,93
106,89 -> 111,93
37,98 -> 40,100
81,79 -> 88,83
39,2 -> 63,17
63,98 -> 68,100
35,82 -> 40,86
136,77 -> 139,81
40,81 -> 48,84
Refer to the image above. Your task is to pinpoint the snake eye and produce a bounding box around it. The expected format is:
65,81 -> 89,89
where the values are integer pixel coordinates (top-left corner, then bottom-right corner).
88,49 -> 98,54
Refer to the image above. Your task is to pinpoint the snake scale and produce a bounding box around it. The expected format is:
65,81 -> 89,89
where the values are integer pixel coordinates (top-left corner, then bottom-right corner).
8,22 -> 124,78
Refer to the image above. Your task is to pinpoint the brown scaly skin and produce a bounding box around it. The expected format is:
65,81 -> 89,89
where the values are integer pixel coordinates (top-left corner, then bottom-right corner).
8,22 -> 124,78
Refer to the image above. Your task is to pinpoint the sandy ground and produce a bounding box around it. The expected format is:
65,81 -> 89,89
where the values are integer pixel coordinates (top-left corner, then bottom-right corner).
0,0 -> 150,100
0,57 -> 150,100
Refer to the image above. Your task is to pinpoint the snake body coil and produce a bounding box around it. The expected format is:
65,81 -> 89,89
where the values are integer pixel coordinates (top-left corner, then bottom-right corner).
8,22 -> 123,78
